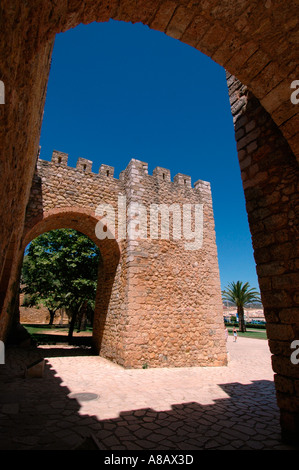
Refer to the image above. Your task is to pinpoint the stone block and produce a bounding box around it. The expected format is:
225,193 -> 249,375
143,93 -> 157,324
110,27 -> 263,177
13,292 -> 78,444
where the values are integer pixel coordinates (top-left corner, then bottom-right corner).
25,359 -> 45,378
51,150 -> 68,166
174,173 -> 191,188
99,164 -> 114,178
153,166 -> 171,182
76,157 -> 92,173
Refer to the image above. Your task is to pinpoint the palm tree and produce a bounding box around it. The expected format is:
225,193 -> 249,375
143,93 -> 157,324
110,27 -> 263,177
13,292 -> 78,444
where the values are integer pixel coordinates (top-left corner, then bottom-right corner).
222,281 -> 261,332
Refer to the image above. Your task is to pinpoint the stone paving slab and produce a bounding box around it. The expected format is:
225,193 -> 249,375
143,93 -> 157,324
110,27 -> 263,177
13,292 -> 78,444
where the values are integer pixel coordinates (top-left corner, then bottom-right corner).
0,337 -> 298,450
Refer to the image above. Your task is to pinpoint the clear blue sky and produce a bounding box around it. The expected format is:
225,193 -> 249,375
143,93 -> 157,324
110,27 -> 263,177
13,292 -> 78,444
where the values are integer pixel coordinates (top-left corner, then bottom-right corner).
39,19 -> 259,292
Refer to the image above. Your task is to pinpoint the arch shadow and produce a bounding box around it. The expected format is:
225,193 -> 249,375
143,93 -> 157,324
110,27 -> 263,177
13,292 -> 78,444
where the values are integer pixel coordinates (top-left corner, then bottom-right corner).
0,345 -> 297,450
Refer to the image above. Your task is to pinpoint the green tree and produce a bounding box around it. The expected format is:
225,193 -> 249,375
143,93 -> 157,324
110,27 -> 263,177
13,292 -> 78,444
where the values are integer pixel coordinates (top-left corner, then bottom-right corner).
21,229 -> 101,340
222,281 -> 261,332
21,290 -> 60,325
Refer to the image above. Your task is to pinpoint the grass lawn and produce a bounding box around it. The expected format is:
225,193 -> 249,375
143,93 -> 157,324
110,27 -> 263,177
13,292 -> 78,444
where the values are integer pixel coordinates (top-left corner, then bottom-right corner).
24,324 -> 67,334
24,324 -> 267,344
23,324 -> 93,345
227,328 -> 267,340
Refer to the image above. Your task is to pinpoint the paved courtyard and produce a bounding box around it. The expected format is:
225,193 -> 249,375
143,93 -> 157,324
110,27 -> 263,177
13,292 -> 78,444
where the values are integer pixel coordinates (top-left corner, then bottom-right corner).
0,335 -> 297,450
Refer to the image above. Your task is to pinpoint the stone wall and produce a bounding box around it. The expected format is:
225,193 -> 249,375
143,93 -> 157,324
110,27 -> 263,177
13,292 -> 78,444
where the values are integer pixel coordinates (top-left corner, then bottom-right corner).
19,293 -> 68,325
227,73 -> 299,444
21,150 -> 227,369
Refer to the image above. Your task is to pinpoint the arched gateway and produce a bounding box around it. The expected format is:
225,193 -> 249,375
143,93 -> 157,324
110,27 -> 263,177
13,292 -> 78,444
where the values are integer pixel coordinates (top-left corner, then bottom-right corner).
0,0 -> 298,443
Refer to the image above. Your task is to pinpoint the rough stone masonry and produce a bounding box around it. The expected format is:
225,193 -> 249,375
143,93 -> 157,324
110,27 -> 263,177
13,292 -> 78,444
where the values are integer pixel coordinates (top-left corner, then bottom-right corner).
20,150 -> 228,369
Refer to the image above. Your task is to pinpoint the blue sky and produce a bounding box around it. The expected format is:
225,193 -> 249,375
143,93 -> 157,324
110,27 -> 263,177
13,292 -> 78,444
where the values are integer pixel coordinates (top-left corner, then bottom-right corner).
39,19 -> 259,291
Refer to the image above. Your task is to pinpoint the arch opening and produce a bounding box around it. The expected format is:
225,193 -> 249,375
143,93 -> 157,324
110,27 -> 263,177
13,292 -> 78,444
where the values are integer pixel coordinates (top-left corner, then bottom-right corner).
17,209 -> 121,356
20,228 -> 100,348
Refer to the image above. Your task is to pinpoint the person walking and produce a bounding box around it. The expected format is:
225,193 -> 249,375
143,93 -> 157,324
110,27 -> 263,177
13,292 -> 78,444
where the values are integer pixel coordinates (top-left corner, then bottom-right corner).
233,327 -> 238,342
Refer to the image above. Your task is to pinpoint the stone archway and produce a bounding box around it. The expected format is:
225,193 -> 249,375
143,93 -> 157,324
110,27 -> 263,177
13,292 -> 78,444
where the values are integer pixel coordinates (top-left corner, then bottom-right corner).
0,0 -> 298,442
12,208 -> 121,357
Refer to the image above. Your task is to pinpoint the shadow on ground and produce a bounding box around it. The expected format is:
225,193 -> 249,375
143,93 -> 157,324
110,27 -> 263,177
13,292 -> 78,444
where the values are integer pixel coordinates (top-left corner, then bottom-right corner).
30,334 -> 94,349
0,345 -> 297,451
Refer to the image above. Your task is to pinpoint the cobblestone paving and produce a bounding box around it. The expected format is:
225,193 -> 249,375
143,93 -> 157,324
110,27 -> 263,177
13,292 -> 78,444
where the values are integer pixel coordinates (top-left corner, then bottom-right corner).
0,337 -> 297,450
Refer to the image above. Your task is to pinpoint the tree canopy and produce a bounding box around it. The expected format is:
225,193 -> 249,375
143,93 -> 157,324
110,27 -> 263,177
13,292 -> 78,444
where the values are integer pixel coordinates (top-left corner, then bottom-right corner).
222,281 -> 261,332
21,229 -> 101,337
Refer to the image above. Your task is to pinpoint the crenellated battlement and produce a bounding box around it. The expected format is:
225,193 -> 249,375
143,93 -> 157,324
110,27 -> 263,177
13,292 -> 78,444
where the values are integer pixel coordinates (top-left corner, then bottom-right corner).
27,149 -> 213,231
47,149 -> 210,192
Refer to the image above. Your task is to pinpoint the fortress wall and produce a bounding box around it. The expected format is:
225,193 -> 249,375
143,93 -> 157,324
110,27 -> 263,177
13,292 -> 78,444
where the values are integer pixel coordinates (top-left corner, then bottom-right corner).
22,150 -> 227,368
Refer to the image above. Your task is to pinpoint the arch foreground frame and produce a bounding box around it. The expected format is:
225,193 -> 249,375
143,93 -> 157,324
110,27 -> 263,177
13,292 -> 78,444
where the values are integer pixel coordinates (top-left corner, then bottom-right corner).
0,0 -> 298,443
